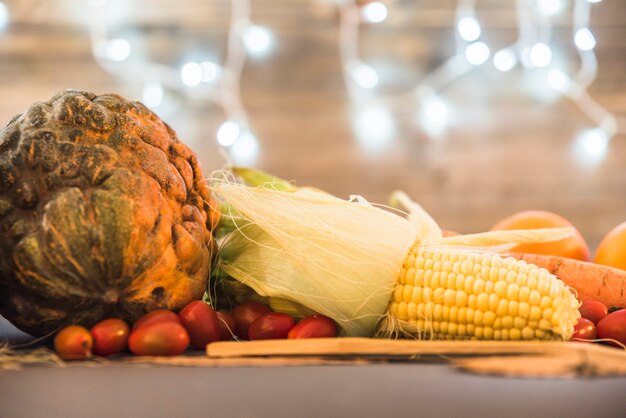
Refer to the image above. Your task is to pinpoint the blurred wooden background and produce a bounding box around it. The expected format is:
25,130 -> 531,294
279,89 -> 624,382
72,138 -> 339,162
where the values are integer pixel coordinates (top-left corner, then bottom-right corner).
1,0 -> 625,249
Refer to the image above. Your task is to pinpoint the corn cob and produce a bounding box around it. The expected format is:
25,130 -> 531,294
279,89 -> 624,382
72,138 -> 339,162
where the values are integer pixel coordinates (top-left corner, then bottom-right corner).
213,179 -> 581,340
387,247 -> 581,340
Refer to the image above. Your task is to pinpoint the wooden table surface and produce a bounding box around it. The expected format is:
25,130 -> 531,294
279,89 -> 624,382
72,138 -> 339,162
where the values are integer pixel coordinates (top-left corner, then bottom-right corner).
1,0 -> 625,248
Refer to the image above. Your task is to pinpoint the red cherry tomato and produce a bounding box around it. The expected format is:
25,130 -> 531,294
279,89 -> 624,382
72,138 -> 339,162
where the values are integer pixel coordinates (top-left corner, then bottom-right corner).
216,311 -> 237,340
90,318 -> 130,356
571,318 -> 597,341
178,301 -> 221,349
231,302 -> 271,339
248,312 -> 295,340
132,310 -> 181,331
288,315 -> 338,339
54,325 -> 93,360
596,309 -> 626,347
579,300 -> 608,324
128,321 -> 189,356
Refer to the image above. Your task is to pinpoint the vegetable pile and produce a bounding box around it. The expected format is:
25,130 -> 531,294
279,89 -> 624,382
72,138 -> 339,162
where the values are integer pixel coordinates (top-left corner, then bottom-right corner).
0,92 -> 624,361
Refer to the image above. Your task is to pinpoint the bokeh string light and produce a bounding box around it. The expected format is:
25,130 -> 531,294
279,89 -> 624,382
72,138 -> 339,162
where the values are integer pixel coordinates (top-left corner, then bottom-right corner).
0,1 -> 9,32
339,0 -> 620,161
86,0 -> 269,165
84,0 -> 618,164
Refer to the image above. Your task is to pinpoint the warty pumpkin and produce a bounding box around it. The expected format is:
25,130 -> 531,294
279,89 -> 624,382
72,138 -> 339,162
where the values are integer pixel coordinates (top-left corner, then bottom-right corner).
0,90 -> 218,336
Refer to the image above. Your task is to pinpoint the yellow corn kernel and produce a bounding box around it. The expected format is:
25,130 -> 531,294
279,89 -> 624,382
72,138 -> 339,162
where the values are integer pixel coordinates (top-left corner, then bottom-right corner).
430,271 -> 441,288
407,302 -> 417,321
433,304 -> 443,322
529,290 -> 542,306
442,306 -> 450,322
455,274 -> 465,290
414,269 -> 424,287
494,281 -> 507,298
443,289 -> 456,306
483,311 -> 496,326
433,288 -> 445,304
467,294 -> 477,309
488,294 -> 499,311
402,284 -> 414,303
449,306 -> 458,323
477,293 -> 489,311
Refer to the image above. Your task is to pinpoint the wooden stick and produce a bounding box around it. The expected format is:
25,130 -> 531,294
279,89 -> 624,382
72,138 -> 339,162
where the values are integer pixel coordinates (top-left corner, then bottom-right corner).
207,337 -> 624,359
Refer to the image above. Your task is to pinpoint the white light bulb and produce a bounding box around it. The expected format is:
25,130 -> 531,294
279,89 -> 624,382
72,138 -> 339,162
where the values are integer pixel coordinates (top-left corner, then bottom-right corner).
231,131 -> 259,165
142,82 -> 164,108
581,129 -> 608,156
105,38 -> 131,62
465,42 -> 490,65
354,107 -> 395,152
493,49 -> 517,72
200,61 -> 221,83
547,70 -> 570,92
243,25 -> 272,56
537,0 -> 565,16
217,121 -> 241,147
574,28 -> 596,51
575,128 -> 608,165
457,17 -> 481,42
0,2 -> 8,31
586,0 -> 602,3
350,62 -> 379,89
424,98 -> 448,124
529,43 -> 552,67
181,62 -> 202,87
362,2 -> 388,24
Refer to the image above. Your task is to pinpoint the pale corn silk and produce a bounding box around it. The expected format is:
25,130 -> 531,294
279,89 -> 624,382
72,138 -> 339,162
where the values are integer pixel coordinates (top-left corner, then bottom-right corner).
213,181 -> 578,338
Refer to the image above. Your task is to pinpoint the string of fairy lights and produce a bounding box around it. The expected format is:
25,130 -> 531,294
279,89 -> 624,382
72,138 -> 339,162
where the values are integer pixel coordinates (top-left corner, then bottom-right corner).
0,0 -> 620,165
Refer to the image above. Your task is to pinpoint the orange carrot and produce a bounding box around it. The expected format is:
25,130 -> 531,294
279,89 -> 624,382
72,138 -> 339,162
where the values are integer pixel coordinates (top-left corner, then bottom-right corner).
510,253 -> 626,309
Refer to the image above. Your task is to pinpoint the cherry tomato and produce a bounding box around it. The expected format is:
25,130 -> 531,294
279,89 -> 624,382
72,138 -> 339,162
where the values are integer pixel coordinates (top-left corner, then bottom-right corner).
248,312 -> 295,340
231,302 -> 271,339
596,308 -> 626,347
579,300 -> 608,324
54,325 -> 93,360
571,318 -> 597,341
178,301 -> 221,349
216,310 -> 237,340
288,315 -> 338,339
128,321 -> 189,356
90,318 -> 130,356
132,310 -> 181,331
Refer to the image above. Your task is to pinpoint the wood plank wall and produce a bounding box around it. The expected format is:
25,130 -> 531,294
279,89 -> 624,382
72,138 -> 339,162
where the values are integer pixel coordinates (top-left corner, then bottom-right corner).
1,0 -> 625,249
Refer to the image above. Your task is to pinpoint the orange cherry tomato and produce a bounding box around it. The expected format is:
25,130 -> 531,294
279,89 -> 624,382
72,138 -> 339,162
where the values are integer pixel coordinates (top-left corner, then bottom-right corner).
54,325 -> 93,360
571,318 -> 596,341
248,312 -> 295,340
132,310 -> 181,331
578,300 -> 608,325
288,315 -> 338,339
90,318 -> 130,356
216,310 -> 237,340
231,302 -> 271,339
128,321 -> 189,356
596,309 -> 626,347
178,301 -> 221,349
